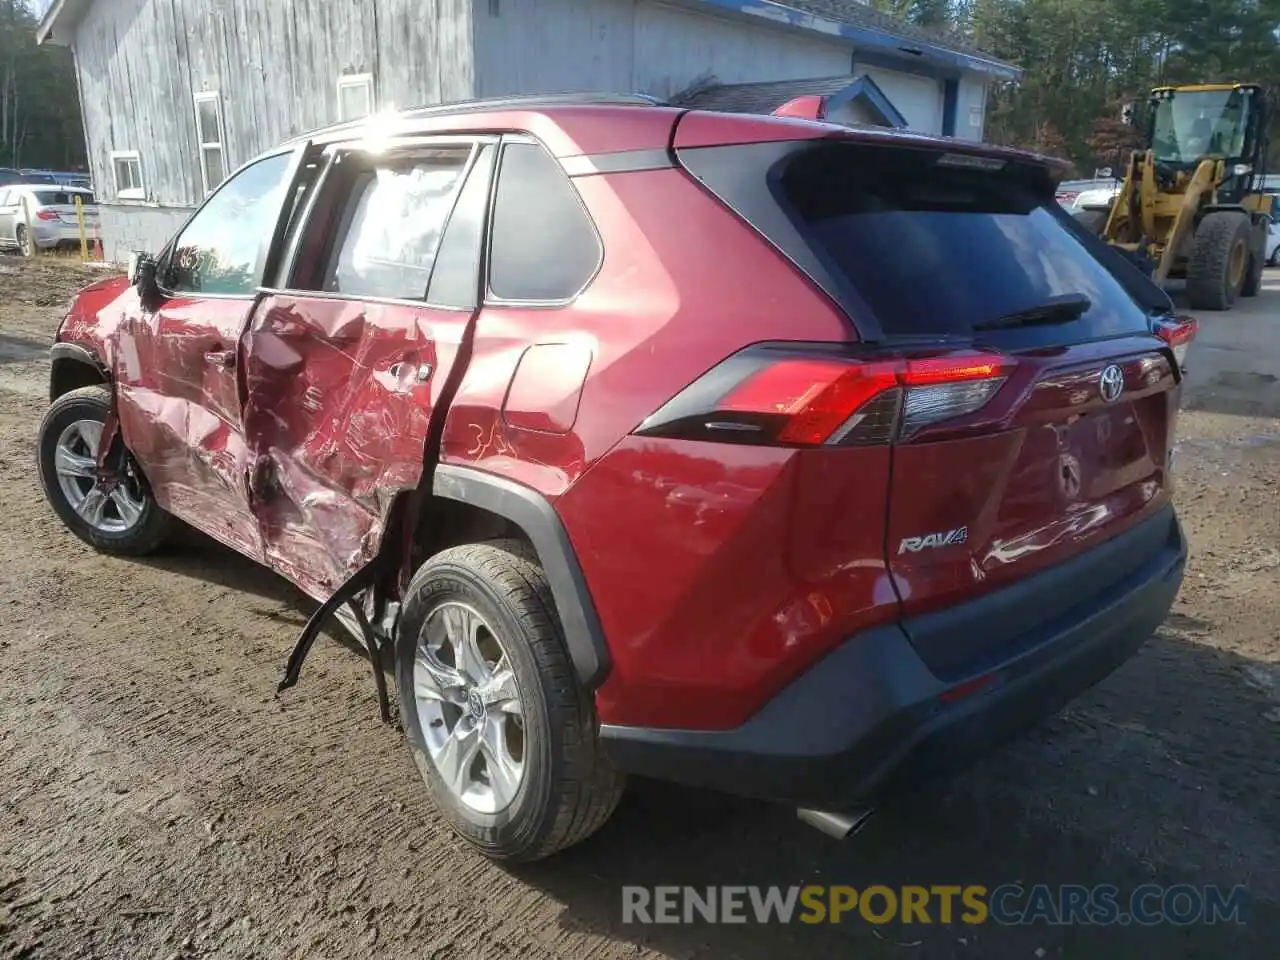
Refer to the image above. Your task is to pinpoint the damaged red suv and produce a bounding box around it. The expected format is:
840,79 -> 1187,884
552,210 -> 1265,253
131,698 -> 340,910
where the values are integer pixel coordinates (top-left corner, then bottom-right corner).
38,94 -> 1192,861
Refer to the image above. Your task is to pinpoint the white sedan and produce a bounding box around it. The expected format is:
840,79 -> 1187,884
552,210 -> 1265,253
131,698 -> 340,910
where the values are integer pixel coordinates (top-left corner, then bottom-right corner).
0,185 -> 98,257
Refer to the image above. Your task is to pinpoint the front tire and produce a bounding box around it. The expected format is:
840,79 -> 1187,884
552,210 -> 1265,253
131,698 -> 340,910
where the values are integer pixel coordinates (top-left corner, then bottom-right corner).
37,385 -> 171,554
1186,211 -> 1251,310
395,540 -> 624,862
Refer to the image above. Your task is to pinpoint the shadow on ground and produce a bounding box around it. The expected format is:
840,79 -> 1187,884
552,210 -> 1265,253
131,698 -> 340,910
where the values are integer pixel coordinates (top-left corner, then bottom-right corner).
512,628 -> 1280,959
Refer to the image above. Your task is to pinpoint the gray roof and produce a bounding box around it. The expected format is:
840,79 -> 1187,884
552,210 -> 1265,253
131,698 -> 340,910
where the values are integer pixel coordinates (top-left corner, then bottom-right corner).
672,76 -> 855,114
782,0 -> 997,62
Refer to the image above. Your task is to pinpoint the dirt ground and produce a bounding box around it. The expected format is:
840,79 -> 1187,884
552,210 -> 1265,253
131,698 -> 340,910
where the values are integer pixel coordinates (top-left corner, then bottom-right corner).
0,257 -> 1276,960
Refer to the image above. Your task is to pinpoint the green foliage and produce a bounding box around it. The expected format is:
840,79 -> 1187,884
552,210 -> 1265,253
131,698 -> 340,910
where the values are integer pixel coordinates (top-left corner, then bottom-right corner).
878,0 -> 1280,171
0,0 -> 85,170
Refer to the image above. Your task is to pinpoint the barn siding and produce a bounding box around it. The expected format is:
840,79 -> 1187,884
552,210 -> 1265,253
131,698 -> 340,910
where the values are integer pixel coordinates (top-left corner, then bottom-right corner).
471,0 -> 636,98
632,1 -> 849,99
74,0 -> 475,210
70,0 -> 992,259
471,0 -> 851,100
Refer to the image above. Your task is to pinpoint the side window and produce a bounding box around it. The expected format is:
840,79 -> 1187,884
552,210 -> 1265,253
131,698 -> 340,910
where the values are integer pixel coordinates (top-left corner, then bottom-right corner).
426,144 -> 496,309
166,151 -> 293,296
488,141 -> 601,302
322,149 -> 469,301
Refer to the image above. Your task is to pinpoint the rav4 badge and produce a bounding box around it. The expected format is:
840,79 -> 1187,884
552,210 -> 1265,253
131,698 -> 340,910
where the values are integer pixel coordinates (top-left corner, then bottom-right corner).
898,527 -> 969,554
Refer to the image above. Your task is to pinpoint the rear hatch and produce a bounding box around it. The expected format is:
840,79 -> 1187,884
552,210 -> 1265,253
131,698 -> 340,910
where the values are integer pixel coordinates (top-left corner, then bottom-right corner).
675,119 -> 1182,673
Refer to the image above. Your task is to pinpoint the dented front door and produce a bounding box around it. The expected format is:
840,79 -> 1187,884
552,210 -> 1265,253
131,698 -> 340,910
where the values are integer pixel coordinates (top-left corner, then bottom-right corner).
117,294 -> 264,559
242,139 -> 495,600
114,149 -> 300,561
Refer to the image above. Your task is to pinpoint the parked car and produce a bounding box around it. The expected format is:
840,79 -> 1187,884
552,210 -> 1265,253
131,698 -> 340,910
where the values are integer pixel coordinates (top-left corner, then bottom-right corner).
0,185 -> 97,256
1054,178 -> 1096,207
18,169 -> 61,185
1266,196 -> 1280,266
37,94 -> 1192,862
1071,181 -> 1122,212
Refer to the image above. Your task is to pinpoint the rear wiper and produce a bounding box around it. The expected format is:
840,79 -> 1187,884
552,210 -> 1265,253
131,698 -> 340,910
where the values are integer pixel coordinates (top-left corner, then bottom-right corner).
972,294 -> 1092,331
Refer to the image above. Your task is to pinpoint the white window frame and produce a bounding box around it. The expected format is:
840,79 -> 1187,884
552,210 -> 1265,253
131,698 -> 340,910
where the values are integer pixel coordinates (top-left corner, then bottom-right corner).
337,73 -> 375,122
110,150 -> 144,200
193,91 -> 227,196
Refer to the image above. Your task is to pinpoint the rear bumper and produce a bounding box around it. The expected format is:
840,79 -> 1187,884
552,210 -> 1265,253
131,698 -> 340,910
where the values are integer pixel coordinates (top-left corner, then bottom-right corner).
32,222 -> 95,248
600,506 -> 1186,807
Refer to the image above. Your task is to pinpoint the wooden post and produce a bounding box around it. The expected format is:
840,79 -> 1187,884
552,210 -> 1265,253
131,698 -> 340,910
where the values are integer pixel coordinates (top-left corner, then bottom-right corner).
74,194 -> 88,261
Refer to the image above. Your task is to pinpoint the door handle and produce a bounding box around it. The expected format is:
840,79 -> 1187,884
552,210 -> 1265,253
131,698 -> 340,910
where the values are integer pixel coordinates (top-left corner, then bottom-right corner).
389,361 -> 432,384
204,349 -> 235,368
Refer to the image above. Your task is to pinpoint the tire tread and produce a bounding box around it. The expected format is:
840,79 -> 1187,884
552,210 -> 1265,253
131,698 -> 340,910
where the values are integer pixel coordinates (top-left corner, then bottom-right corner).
401,539 -> 623,861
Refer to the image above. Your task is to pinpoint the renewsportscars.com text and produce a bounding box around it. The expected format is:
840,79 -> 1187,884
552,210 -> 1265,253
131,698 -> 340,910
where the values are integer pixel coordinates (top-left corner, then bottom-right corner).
621,884 -> 1248,926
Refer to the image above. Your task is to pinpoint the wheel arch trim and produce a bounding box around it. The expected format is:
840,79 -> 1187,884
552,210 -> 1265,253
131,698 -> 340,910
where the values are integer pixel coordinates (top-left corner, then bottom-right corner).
49,342 -> 110,402
431,463 -> 610,689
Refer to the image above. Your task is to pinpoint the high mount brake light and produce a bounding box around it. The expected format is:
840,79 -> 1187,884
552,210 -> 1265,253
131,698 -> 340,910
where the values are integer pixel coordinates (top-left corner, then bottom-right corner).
636,347 -> 1014,447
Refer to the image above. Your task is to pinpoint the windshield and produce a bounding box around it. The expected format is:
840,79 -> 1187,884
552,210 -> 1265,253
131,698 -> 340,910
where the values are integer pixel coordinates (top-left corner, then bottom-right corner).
1151,89 -> 1251,164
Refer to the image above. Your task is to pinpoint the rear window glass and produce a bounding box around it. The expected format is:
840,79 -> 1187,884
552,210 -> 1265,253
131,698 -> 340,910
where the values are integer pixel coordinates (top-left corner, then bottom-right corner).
34,190 -> 94,206
779,143 -> 1151,344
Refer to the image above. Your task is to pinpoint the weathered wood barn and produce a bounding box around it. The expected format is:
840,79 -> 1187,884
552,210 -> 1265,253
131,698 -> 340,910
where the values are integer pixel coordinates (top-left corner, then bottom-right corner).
37,0 -> 1017,262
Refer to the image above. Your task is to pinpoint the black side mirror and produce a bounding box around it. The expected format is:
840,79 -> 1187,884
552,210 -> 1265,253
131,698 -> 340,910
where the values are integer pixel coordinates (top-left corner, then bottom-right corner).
127,250 -> 162,310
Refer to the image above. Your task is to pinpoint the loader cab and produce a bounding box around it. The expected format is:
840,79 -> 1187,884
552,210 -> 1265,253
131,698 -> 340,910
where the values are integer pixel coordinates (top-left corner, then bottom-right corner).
1148,84 -> 1268,202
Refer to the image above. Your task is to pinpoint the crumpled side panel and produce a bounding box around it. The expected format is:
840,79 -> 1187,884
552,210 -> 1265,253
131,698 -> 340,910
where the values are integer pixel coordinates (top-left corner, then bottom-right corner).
243,293 -> 465,600
114,293 -> 263,559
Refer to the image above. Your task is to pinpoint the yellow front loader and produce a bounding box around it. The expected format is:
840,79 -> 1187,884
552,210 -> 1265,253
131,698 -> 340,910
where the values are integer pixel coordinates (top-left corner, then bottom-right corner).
1073,83 -> 1272,310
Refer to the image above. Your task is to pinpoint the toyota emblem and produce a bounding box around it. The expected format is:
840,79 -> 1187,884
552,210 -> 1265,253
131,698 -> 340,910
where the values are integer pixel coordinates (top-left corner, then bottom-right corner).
1098,364 -> 1124,403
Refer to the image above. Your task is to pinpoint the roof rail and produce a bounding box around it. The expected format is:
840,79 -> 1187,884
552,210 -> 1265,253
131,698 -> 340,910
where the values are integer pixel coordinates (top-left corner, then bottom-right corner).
290,91 -> 667,144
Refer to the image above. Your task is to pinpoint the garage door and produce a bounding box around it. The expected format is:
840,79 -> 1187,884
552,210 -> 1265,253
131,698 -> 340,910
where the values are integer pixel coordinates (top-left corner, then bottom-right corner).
861,67 -> 943,135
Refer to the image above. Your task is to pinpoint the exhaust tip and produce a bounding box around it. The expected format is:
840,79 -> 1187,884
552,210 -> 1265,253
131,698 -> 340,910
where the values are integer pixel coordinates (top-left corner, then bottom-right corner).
796,806 -> 875,840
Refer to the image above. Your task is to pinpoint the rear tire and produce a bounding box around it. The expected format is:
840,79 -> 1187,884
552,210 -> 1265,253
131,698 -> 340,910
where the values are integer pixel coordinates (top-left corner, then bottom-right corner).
36,385 -> 171,554
1186,212 -> 1251,310
395,540 -> 624,861
16,224 -> 33,258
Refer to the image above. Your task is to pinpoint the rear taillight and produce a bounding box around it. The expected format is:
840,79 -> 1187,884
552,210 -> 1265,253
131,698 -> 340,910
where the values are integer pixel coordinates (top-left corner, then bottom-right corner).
1153,315 -> 1198,372
35,209 -> 59,221
636,345 -> 1013,447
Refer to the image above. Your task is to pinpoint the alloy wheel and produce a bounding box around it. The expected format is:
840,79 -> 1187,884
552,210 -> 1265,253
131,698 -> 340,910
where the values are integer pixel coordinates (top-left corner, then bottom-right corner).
53,419 -> 147,534
413,601 -> 525,814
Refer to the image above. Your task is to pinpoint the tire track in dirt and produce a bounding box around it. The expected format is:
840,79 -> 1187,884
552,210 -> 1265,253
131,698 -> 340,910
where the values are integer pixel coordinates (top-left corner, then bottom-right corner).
0,382 -> 645,960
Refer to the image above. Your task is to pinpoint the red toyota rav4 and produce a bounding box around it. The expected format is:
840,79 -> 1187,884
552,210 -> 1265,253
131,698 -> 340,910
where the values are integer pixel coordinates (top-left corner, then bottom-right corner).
37,94 -> 1192,861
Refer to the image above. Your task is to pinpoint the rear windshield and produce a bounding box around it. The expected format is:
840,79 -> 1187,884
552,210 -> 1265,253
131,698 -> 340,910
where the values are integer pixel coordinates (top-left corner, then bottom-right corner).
680,140 -> 1162,346
34,190 -> 94,206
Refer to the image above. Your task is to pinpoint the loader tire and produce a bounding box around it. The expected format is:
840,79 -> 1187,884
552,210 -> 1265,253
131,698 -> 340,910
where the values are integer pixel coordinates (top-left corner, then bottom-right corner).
1186,212 -> 1251,310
